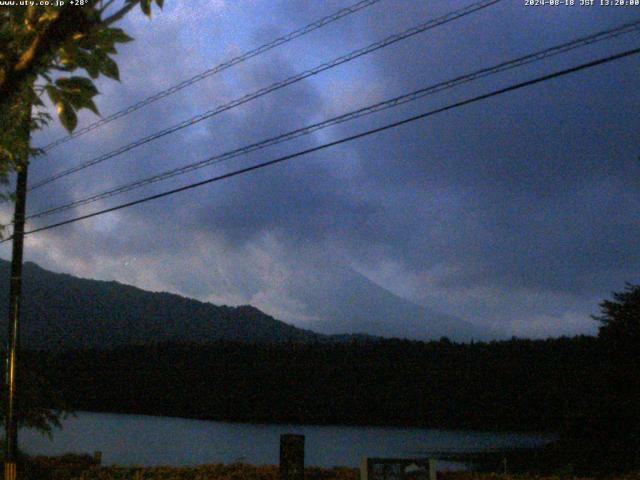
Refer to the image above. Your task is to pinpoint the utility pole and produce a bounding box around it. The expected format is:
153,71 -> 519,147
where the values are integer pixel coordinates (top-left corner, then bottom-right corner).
4,106 -> 31,480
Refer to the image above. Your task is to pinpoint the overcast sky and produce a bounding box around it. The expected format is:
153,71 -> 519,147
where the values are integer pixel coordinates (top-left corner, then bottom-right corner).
1,0 -> 638,339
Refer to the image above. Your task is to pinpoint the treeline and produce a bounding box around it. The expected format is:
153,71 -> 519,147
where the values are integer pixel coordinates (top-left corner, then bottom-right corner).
21,335 -> 634,434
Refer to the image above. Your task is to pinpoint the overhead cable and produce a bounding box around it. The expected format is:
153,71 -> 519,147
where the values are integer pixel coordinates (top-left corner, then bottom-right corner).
29,0 -> 502,191
11,46 -> 638,241
39,0 -> 385,152
26,19 -> 640,221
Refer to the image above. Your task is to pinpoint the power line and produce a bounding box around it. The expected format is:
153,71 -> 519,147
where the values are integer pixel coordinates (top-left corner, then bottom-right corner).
28,0 -> 502,191
39,0 -> 385,153
10,46 -> 638,242
26,19 -> 640,221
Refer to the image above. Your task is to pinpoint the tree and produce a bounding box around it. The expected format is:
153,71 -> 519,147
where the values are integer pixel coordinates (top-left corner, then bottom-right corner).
593,282 -> 640,349
0,0 -> 164,196
575,283 -> 640,472
0,0 -> 164,435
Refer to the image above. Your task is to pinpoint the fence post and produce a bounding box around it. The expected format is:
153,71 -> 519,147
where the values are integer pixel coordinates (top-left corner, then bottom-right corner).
279,434 -> 305,480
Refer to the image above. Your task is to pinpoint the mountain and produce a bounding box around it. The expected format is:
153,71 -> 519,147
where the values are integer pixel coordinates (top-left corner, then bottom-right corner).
283,264 -> 493,342
0,260 -> 327,350
0,259 -> 490,350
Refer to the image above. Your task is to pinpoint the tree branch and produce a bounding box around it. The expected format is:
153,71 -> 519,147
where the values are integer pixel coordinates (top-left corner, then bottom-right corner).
103,1 -> 138,26
98,0 -> 117,15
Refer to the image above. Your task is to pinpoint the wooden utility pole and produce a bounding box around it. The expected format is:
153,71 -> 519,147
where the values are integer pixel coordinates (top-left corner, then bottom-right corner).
4,107 -> 30,480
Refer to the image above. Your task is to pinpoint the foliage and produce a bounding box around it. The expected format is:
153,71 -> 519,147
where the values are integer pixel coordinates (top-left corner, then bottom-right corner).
12,455 -> 640,480
19,452 -> 100,480
76,465 -> 358,480
438,475 -> 626,480
0,0 -> 164,193
0,334 -> 70,436
0,0 -> 164,435
593,283 -> 640,349
561,282 -> 640,473
27,337 -> 599,432
12,358 -> 69,435
15,461 -> 359,480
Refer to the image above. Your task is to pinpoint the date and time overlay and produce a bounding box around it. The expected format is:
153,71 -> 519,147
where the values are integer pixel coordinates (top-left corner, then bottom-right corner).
525,0 -> 639,6
1,0 -> 640,7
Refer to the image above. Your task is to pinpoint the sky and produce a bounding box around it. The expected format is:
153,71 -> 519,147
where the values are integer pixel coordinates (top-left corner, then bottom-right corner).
1,0 -> 639,339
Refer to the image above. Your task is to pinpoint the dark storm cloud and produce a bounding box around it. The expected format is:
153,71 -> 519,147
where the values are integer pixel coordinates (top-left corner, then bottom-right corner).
295,1 -> 640,300
5,0 -> 638,337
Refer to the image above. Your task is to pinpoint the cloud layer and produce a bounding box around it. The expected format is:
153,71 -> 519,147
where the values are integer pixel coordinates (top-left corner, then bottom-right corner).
2,0 -> 639,338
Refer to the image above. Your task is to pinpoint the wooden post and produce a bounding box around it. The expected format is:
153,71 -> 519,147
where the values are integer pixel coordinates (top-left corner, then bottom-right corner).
4,106 -> 30,480
279,434 -> 304,480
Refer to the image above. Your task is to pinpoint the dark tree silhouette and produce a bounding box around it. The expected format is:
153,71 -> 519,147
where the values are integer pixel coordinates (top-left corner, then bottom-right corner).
594,283 -> 640,348
574,283 -> 640,472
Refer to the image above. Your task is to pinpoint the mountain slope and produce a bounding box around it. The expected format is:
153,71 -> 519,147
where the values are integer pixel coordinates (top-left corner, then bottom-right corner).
285,265 -> 492,341
0,259 -> 490,349
0,260 -> 325,349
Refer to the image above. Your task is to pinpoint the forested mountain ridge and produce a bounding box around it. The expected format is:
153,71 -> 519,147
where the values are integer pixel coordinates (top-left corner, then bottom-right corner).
0,260 -> 329,349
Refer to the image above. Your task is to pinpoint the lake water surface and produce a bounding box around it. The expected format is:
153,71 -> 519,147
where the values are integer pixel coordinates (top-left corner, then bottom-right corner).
21,412 -> 553,468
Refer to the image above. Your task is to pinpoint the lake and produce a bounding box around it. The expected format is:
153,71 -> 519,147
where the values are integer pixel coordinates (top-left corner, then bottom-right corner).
20,412 -> 553,468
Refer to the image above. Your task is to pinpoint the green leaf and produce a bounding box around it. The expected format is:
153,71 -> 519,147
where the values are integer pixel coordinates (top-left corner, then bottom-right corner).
31,94 -> 44,107
85,63 -> 100,79
45,85 -> 62,105
58,48 -> 79,71
57,100 -> 77,132
89,26 -> 131,52
54,76 -> 100,115
56,76 -> 98,95
155,0 -> 164,8
100,55 -> 119,81
140,0 -> 152,16
110,27 -> 134,43
73,49 -> 100,78
83,98 -> 100,115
